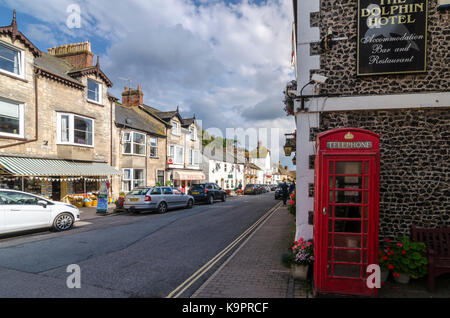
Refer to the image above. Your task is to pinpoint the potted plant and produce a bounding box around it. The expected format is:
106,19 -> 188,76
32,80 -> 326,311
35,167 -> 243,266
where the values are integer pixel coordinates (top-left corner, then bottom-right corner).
285,238 -> 314,280
379,238 -> 396,282
390,236 -> 428,284
288,192 -> 296,216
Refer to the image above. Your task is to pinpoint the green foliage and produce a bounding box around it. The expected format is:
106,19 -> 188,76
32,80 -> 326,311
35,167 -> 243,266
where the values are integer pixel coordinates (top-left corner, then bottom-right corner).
390,236 -> 428,279
155,182 -> 162,187
281,252 -> 295,268
165,180 -> 173,187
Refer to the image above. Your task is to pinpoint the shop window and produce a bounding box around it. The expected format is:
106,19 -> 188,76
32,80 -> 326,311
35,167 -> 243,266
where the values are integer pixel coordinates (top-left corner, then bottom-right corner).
122,168 -> 145,192
150,137 -> 158,158
0,99 -> 24,138
0,42 -> 24,78
87,79 -> 102,104
122,131 -> 146,156
57,113 -> 94,147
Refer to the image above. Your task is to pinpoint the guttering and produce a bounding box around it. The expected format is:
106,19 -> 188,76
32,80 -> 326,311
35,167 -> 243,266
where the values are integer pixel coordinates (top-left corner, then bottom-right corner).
0,68 -> 40,149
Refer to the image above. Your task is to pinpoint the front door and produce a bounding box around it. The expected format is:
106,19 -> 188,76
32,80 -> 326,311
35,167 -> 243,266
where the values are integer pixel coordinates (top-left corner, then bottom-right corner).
320,156 -> 376,296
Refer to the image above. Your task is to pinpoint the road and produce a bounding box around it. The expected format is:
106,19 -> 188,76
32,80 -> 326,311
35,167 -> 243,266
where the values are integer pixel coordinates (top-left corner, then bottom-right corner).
0,192 -> 280,298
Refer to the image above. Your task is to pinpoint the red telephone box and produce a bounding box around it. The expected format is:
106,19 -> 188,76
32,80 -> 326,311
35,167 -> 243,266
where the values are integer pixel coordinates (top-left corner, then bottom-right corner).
314,128 -> 380,296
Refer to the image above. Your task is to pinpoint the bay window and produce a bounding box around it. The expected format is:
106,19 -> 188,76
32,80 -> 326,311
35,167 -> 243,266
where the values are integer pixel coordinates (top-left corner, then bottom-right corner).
122,168 -> 145,192
0,99 -> 24,138
122,131 -> 146,156
57,113 -> 94,146
0,42 -> 24,78
87,79 -> 102,104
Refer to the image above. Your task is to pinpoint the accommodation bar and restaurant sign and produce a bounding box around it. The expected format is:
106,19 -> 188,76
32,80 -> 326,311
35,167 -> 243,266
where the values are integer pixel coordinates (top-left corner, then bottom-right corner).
357,0 -> 428,76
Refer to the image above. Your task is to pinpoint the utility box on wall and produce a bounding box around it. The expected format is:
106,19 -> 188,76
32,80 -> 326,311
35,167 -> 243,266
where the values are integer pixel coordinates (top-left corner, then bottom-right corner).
314,128 -> 380,296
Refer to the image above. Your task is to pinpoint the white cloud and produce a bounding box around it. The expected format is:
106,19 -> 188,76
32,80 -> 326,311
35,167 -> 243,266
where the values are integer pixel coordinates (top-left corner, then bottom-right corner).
2,0 -> 296,168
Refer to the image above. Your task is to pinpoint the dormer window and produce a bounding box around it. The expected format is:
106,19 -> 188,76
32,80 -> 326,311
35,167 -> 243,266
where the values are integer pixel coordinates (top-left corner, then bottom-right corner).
171,120 -> 180,136
87,79 -> 102,104
0,42 -> 24,79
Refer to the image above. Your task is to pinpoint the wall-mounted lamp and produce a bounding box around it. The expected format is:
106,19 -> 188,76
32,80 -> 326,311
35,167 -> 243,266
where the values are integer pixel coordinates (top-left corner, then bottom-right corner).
320,27 -> 334,52
299,74 -> 328,112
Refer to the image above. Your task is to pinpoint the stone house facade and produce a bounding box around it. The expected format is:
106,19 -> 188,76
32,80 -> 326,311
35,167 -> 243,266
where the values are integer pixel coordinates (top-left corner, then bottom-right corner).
292,0 -> 449,240
111,86 -> 168,195
144,106 -> 205,193
0,11 -> 120,201
201,150 -> 245,190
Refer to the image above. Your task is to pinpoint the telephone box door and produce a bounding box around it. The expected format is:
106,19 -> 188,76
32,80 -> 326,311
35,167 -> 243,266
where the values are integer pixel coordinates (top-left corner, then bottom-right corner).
314,128 -> 380,296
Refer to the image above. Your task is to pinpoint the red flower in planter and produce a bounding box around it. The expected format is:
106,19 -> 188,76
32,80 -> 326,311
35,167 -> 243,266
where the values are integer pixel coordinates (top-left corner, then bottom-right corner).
388,264 -> 394,270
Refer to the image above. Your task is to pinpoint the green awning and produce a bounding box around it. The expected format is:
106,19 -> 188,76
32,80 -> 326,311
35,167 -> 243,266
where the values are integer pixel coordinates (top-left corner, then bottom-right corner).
0,156 -> 122,177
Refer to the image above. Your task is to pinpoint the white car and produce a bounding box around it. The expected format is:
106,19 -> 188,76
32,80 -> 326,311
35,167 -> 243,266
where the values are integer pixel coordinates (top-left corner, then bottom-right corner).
0,189 -> 80,235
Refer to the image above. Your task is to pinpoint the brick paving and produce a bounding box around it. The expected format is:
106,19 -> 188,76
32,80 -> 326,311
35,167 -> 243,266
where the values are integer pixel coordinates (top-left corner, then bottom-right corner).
192,205 -> 309,298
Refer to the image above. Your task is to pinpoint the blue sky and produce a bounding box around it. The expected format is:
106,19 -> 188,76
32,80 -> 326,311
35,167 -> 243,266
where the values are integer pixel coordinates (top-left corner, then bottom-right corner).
0,0 -> 296,169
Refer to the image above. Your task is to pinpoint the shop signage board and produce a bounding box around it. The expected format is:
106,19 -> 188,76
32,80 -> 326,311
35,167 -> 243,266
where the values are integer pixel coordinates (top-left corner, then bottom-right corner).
357,0 -> 428,76
97,181 -> 109,214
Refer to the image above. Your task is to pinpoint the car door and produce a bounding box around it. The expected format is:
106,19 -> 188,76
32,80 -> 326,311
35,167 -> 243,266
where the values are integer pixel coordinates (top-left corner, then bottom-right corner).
172,188 -> 187,207
0,193 -> 6,234
214,184 -> 224,199
1,191 -> 52,233
162,187 -> 175,208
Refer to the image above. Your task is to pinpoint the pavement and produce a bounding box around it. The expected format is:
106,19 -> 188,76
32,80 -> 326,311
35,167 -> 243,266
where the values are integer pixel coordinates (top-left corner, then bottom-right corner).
192,204 -> 309,298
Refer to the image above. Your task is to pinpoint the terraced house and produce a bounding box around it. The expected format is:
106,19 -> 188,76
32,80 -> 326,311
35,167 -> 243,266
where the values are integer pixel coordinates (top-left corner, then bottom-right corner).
0,11 -> 120,201
111,86 -> 169,195
144,106 -> 204,193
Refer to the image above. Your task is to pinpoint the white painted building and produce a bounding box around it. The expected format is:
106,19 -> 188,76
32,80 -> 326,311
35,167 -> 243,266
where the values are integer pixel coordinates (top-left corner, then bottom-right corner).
201,151 -> 245,190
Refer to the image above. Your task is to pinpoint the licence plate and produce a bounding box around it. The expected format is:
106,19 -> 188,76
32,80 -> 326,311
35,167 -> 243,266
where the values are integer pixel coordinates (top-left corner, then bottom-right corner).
192,192 -> 200,194
129,198 -> 139,202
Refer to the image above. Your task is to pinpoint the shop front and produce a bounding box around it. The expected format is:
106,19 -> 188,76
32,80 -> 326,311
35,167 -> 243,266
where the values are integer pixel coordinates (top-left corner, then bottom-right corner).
171,169 -> 206,193
0,156 -> 122,203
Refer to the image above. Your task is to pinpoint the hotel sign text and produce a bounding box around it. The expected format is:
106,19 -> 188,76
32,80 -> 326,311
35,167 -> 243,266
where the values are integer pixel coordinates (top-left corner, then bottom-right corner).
357,0 -> 428,76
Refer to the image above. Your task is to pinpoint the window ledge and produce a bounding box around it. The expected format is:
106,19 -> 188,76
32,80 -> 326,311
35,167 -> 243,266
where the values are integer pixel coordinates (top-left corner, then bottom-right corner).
122,153 -> 147,157
0,135 -> 26,141
0,70 -> 27,82
57,142 -> 94,149
87,99 -> 104,107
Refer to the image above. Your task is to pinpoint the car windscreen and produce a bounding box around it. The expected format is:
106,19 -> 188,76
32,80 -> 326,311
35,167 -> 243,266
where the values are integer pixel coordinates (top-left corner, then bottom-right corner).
191,184 -> 206,190
128,188 -> 150,195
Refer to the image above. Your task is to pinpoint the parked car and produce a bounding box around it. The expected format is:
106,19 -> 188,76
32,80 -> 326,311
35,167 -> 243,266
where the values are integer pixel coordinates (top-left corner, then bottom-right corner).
188,183 -> 226,204
269,184 -> 277,191
244,184 -> 261,195
264,185 -> 271,192
0,189 -> 80,234
124,187 -> 194,213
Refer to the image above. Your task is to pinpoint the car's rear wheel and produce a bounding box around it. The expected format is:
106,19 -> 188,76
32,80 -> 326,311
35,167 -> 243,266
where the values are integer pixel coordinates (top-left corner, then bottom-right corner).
52,213 -> 74,232
208,195 -> 214,205
158,202 -> 168,214
187,199 -> 194,209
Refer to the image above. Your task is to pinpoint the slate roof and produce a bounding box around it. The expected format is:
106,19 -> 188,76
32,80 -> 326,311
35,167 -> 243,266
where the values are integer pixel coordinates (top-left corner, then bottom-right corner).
115,104 -> 166,137
34,53 -> 83,86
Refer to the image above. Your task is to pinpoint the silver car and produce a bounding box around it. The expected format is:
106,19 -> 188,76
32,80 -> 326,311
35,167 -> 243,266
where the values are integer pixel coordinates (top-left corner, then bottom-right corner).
124,187 -> 194,214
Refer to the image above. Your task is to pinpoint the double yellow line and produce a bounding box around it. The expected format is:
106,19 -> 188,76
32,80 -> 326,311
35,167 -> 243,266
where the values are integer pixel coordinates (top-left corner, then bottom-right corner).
166,201 -> 282,298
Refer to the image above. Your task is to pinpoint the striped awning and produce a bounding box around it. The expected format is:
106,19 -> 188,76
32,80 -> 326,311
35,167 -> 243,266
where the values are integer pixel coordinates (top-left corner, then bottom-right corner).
0,156 -> 122,177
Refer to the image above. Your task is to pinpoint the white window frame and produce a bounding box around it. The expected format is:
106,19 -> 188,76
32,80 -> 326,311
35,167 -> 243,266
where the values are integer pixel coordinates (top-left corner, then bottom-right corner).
122,131 -> 146,156
189,126 -> 196,141
56,112 -> 94,147
87,78 -> 103,104
0,98 -> 24,138
122,168 -> 146,191
171,120 -> 180,136
189,149 -> 199,166
169,144 -> 184,165
0,41 -> 25,80
149,137 -> 158,158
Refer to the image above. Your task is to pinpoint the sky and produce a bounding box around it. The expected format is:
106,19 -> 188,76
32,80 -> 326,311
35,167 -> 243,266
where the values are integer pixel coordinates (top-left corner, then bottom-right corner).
0,0 -> 296,169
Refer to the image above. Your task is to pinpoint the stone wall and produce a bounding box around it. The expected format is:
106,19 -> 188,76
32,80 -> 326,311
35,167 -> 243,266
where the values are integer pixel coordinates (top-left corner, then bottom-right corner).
312,0 -> 450,95
311,107 -> 450,238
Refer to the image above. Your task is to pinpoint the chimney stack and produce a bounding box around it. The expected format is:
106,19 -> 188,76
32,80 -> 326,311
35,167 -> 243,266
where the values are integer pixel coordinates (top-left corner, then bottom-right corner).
122,85 -> 144,107
48,41 -> 94,69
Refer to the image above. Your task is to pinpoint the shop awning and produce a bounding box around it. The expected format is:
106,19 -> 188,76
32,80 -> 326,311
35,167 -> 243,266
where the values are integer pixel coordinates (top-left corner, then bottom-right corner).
173,170 -> 206,181
0,156 -> 122,177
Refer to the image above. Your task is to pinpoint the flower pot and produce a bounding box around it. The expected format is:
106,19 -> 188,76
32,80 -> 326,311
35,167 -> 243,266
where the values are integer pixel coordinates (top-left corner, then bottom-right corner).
394,273 -> 410,284
291,264 -> 309,280
381,270 -> 389,283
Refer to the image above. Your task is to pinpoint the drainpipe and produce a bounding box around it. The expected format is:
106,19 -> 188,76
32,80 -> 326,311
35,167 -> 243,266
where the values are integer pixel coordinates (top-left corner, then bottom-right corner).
0,68 -> 40,149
